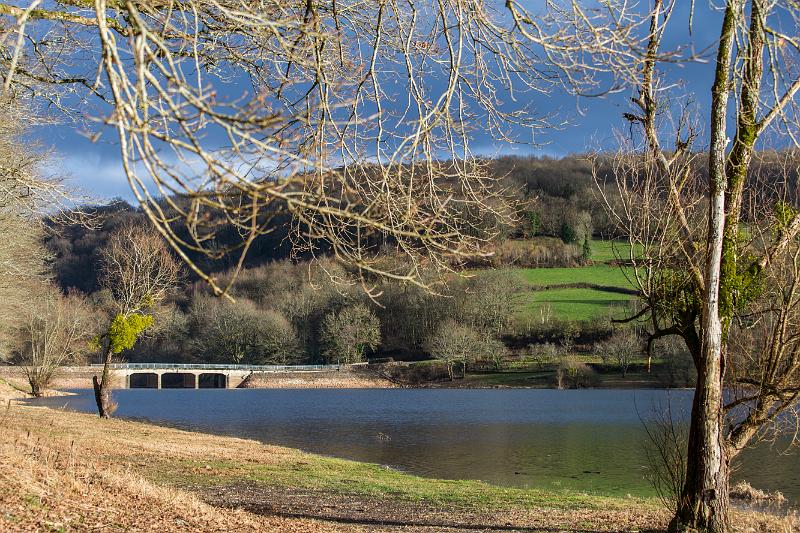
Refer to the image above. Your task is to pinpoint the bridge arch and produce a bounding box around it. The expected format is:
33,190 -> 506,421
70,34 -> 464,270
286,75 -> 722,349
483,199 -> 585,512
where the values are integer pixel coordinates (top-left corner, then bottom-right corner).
198,373 -> 227,388
160,372 -> 196,389
129,372 -> 159,389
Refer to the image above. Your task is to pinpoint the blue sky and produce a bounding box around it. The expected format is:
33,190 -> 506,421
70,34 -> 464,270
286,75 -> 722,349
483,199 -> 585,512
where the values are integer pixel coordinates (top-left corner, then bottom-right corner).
31,1 -> 724,203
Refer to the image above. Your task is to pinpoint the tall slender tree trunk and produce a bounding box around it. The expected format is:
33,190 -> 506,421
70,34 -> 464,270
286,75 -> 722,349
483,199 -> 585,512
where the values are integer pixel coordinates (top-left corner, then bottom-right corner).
671,351 -> 730,532
671,4 -> 738,531
93,344 -> 115,418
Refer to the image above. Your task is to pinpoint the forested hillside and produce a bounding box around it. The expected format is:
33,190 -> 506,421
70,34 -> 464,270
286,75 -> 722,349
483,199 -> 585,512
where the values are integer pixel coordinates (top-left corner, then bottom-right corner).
40,152 -> 795,376
45,155 -> 611,293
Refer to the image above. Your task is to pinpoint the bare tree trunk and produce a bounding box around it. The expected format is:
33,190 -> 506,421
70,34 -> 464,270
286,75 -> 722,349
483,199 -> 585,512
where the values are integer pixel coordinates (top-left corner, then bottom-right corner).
671,354 -> 730,532
93,344 -> 115,418
28,378 -> 41,398
670,4 -> 738,531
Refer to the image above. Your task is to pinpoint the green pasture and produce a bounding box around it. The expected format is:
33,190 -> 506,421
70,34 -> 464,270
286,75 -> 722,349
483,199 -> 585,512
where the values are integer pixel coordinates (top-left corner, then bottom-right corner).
515,287 -> 633,322
514,265 -> 634,290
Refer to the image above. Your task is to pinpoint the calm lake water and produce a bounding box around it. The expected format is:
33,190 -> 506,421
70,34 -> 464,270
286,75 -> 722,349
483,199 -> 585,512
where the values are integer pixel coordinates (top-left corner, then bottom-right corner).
27,388 -> 800,505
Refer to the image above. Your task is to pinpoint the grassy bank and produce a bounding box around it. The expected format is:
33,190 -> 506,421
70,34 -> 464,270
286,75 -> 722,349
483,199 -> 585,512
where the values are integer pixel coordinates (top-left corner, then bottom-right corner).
431,367 -> 684,389
3,388 -> 796,532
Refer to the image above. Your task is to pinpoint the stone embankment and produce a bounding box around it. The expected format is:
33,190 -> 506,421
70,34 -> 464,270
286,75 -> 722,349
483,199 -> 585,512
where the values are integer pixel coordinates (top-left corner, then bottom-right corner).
238,368 -> 396,389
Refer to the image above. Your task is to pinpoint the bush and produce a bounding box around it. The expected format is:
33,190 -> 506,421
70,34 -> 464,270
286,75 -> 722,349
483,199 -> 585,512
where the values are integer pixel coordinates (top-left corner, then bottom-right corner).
556,356 -> 598,388
527,342 -> 560,368
594,328 -> 640,377
652,336 -> 697,388
471,237 -> 583,268
560,222 -> 578,244
425,320 -> 483,380
379,361 -> 451,385
642,400 -> 688,514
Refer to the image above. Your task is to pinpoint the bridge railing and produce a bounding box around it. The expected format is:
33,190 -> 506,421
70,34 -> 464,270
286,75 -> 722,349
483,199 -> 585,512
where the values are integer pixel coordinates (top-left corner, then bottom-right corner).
90,363 -> 341,371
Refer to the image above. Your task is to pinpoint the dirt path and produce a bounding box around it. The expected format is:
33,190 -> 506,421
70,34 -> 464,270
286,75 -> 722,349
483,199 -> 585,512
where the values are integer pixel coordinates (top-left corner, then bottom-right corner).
198,482 -> 664,532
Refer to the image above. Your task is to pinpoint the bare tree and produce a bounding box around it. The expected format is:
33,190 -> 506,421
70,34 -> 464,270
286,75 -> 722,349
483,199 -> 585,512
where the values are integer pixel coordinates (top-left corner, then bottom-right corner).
13,288 -> 95,396
425,319 -> 482,380
460,0 -> 800,527
600,151 -> 800,531
0,212 -> 46,354
642,398 -> 689,516
94,224 -> 181,417
597,328 -> 641,378
0,98 -> 70,354
480,335 -> 509,372
586,0 -> 800,526
320,304 -> 380,364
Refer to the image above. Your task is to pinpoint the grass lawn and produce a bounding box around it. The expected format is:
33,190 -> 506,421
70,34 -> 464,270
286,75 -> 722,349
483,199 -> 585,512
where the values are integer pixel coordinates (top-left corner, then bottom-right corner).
514,264 -> 634,289
589,239 -> 634,263
516,287 -> 634,322
510,261 -> 636,322
497,243 -> 638,322
471,239 -> 639,322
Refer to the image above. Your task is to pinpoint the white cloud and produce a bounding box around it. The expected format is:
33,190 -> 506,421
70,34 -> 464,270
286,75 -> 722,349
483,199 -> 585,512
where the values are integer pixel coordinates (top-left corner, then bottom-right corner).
46,149 -> 135,203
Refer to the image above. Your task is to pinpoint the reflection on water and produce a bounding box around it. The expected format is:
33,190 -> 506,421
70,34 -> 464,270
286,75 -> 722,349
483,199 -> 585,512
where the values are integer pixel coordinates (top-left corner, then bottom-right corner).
27,388 -> 799,504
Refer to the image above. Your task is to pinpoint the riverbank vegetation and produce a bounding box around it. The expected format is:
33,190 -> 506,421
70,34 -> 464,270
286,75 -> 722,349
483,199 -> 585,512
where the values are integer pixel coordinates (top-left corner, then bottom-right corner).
6,154 -> 665,388
4,400 -> 796,532
0,144 -> 683,390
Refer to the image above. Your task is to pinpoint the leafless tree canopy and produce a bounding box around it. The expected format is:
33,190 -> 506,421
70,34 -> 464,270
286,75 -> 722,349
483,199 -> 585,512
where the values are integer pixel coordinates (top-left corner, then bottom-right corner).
93,224 -> 181,417
99,223 -> 182,315
0,0 -> 607,295
0,99 -> 56,354
12,287 -> 95,396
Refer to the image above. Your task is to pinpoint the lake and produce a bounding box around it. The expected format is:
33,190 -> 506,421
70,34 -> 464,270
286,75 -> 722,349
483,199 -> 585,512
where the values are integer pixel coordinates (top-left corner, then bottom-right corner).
27,388 -> 799,505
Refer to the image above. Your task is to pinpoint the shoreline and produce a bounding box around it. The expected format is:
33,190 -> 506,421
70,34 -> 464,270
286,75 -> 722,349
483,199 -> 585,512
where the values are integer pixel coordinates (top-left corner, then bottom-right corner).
1,365 -> 695,393
3,389 -> 797,532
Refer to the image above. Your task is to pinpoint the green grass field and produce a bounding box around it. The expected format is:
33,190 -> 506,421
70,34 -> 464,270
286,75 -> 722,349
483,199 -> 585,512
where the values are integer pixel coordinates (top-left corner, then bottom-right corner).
588,239 -> 633,263
471,239 -> 640,323
516,286 -> 633,322
491,239 -> 639,322
515,264 -> 633,289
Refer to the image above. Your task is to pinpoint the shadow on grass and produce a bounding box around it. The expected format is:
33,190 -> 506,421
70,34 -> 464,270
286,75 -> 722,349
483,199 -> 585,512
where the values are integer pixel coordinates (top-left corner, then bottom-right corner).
201,481 -> 665,533
244,505 -> 664,532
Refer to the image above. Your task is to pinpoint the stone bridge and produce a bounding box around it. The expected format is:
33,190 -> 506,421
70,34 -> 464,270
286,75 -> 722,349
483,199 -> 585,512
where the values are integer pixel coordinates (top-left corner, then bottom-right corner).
95,363 -> 341,389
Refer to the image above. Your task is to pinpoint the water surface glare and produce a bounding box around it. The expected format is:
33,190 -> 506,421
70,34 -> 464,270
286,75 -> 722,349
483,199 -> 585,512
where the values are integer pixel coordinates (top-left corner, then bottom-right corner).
28,388 -> 799,504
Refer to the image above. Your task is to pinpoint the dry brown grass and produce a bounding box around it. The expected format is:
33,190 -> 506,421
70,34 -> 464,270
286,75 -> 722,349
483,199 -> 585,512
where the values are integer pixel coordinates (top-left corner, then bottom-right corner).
0,379 -> 28,404
0,442 -> 343,532
0,404 -> 353,532
731,481 -> 787,503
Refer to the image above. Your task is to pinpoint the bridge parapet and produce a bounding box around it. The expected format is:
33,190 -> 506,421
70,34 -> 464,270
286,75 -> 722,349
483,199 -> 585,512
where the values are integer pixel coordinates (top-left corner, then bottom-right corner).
97,363 -> 340,372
